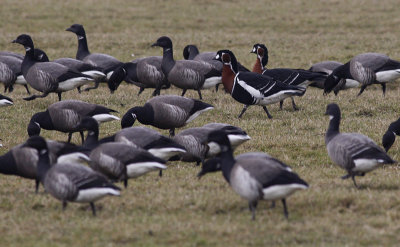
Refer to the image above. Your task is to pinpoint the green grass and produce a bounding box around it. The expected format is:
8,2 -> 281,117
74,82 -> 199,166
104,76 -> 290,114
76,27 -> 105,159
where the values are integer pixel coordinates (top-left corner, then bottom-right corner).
1,0 -> 400,246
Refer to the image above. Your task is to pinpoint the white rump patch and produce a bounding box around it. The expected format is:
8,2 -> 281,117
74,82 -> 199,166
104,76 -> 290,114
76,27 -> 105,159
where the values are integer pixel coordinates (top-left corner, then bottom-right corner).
148,147 -> 186,160
376,70 -> 400,82
185,107 -> 214,124
262,184 -> 308,200
58,77 -> 93,91
126,162 -> 167,178
57,153 -> 90,164
201,77 -> 222,89
82,70 -> 106,79
352,159 -> 381,173
15,75 -> 27,85
343,79 -> 360,89
228,134 -> 251,148
92,114 -> 120,123
0,99 -> 13,106
106,71 -> 114,80
75,187 -> 120,203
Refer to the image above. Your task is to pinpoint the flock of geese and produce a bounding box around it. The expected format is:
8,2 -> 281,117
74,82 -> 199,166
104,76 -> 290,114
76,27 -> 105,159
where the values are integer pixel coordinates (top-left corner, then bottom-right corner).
1,23 -> 400,220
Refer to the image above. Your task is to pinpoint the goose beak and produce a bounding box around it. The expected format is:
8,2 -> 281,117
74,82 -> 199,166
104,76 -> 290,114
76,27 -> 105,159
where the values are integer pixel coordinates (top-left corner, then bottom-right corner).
11,39 -> 17,43
65,27 -> 73,32
151,42 -> 159,47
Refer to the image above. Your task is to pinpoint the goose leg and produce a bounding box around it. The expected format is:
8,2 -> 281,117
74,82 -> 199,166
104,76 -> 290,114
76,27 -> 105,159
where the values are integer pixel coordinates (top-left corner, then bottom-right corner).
169,128 -> 175,137
62,201 -> 67,211
84,81 -> 100,92
249,200 -> 258,221
137,87 -> 144,95
159,170 -> 163,177
291,97 -> 299,111
23,92 -> 49,101
351,175 -> 359,189
80,131 -> 85,144
57,92 -> 62,101
77,87 -> 82,94
262,106 -> 273,119
181,89 -> 187,97
238,105 -> 249,118
3,85 -> 6,93
279,100 -> 284,110
24,85 -> 31,95
197,90 -> 203,100
124,179 -> 128,188
90,202 -> 96,216
67,132 -> 73,143
357,85 -> 367,97
270,201 -> 276,209
281,199 -> 289,219
152,85 -> 161,96
381,83 -> 386,96
35,179 -> 40,193
215,83 -> 220,92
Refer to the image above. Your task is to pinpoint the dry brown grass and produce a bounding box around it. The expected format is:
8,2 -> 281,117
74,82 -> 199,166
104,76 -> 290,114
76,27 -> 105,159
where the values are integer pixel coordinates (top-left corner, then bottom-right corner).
1,0 -> 400,246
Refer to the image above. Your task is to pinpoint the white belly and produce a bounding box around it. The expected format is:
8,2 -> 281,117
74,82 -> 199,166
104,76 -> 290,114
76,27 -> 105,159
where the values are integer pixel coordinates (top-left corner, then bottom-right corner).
262,184 -> 308,200
376,70 -> 400,82
92,114 -> 120,123
352,159 -> 381,173
257,90 -> 300,105
148,147 -> 186,160
75,187 -> 120,203
15,75 -> 27,85
57,77 -> 93,91
126,162 -> 167,178
201,77 -> 222,89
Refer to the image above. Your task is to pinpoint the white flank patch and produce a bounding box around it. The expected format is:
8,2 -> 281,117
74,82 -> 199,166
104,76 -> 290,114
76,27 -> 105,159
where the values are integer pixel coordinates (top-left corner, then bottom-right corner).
228,134 -> 251,149
262,184 -> 308,200
185,107 -> 214,124
126,162 -> 167,178
257,90 -> 302,105
343,79 -> 360,89
82,70 -> 106,79
106,71 -> 114,80
237,79 -> 264,98
57,153 -> 90,164
92,114 -> 120,123
75,187 -> 120,203
15,75 -> 27,85
148,147 -> 186,160
376,69 -> 400,82
0,99 -> 13,106
201,77 -> 222,89
58,77 -> 93,91
352,159 -> 381,173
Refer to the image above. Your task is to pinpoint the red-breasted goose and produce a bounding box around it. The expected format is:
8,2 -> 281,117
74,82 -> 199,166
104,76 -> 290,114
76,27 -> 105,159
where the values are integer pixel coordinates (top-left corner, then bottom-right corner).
151,36 -> 221,99
308,61 -> 360,94
382,116 -> 400,152
199,130 -> 308,220
251,44 -> 326,110
107,56 -> 170,96
215,49 -> 305,119
0,55 -> 29,94
325,103 -> 395,188
27,100 -> 119,143
12,34 -> 94,101
324,53 -> 400,96
66,24 -> 123,90
23,136 -> 120,216
121,95 -> 213,136
0,94 -> 13,106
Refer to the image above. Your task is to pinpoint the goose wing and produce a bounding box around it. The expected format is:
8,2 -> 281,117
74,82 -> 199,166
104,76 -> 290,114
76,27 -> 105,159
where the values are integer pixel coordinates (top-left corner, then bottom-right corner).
352,53 -> 389,71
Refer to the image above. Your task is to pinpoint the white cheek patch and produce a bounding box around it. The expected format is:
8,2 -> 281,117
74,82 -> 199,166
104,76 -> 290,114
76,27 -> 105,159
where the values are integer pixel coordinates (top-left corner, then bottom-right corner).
38,54 -> 43,60
329,115 -> 334,120
78,36 -> 84,40
252,47 -> 256,52
40,149 -> 47,155
35,122 -> 40,128
215,54 -> 220,59
25,47 -> 31,51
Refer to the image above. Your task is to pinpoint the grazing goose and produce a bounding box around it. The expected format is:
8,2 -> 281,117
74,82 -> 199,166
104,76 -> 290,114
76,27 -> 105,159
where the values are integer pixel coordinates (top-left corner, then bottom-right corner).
23,136 -> 120,216
214,49 -> 305,119
382,117 -> 400,152
33,48 -> 106,92
89,142 -> 167,188
324,53 -> 400,96
308,61 -> 360,94
325,103 -> 395,188
0,55 -> 30,94
199,130 -> 308,220
202,123 -> 251,148
107,56 -> 169,95
66,24 -> 123,90
0,51 -> 24,60
28,100 -> 119,143
151,36 -> 221,99
121,95 -> 213,136
0,94 -> 13,106
250,44 -> 327,110
0,138 -> 90,193
12,34 -> 94,101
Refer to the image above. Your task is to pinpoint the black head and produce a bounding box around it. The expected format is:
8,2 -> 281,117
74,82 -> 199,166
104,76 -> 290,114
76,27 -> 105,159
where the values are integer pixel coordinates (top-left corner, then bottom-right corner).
325,103 -> 341,119
324,74 -> 340,95
66,24 -> 86,36
23,136 -> 48,153
382,130 -> 395,152
214,50 -> 238,73
34,48 -> 50,62
76,117 -> 99,132
27,113 -> 43,137
151,36 -> 173,49
250,43 -> 268,67
108,65 -> 128,93
197,157 -> 222,178
12,34 -> 34,50
121,107 -> 139,129
183,45 -> 199,60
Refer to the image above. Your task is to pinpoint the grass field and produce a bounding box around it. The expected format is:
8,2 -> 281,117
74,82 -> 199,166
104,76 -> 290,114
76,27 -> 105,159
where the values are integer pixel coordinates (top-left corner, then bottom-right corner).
1,0 -> 400,246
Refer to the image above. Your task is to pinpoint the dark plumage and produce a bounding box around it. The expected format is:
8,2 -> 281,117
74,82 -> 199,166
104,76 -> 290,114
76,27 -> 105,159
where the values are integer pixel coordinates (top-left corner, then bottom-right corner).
0,54 -> 29,94
215,49 -> 305,119
325,103 -> 395,188
151,36 -> 221,99
0,94 -> 13,107
382,117 -> 400,152
121,95 -> 213,136
12,34 -> 94,101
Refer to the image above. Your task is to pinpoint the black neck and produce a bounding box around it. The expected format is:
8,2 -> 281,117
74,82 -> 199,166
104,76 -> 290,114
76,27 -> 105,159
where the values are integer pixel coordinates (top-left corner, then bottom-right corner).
83,129 -> 99,149
161,47 -> 176,76
76,34 -> 90,60
0,151 -> 18,175
21,46 -> 36,76
32,111 -> 54,130
188,46 -> 199,60
326,114 -> 340,142
37,150 -> 51,183
334,62 -> 352,79
218,146 -> 235,183
136,104 -> 154,125
261,53 -> 269,68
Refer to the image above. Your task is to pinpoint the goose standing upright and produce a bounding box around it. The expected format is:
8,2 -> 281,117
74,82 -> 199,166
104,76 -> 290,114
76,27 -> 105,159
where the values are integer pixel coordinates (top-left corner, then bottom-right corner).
12,34 -> 94,101
324,53 -> 400,96
214,49 -> 305,118
121,95 -> 213,136
151,36 -> 221,99
308,61 -> 360,94
325,103 -> 395,188
66,24 -> 123,90
250,44 -> 327,110
199,130 -> 308,220
23,136 -> 120,216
